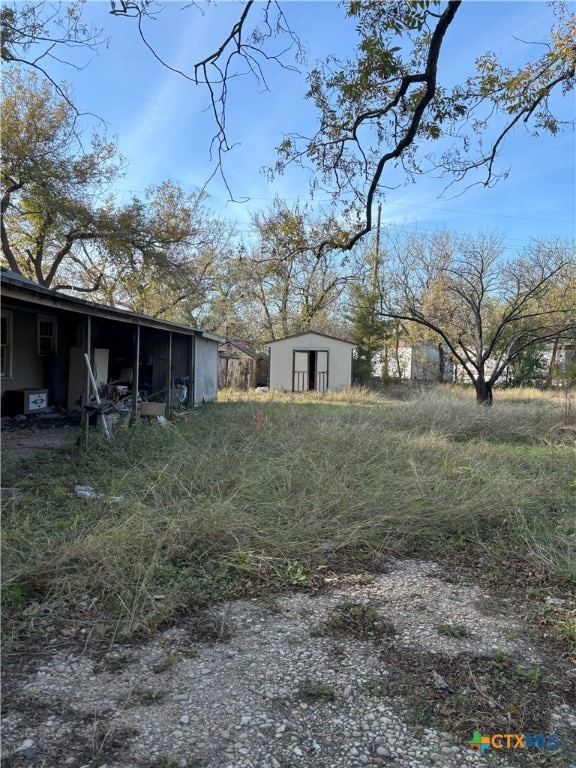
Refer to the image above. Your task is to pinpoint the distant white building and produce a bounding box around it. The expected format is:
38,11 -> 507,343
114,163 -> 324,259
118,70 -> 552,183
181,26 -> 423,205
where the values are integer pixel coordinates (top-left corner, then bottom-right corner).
267,331 -> 356,392
452,340 -> 576,386
540,341 -> 576,383
379,341 -> 453,382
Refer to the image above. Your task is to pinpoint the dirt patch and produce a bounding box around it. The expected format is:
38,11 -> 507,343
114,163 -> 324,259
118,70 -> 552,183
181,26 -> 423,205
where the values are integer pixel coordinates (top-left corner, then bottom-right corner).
1,417 -> 80,459
2,560 -> 574,768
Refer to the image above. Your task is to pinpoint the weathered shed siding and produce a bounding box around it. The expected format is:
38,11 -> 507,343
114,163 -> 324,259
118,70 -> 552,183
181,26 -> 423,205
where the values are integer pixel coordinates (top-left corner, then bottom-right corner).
194,335 -> 219,403
218,341 -> 262,389
268,332 -> 355,391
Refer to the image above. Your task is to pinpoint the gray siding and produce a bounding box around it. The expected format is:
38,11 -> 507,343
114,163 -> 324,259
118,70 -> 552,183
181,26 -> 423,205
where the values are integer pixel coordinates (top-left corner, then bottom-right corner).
194,336 -> 218,403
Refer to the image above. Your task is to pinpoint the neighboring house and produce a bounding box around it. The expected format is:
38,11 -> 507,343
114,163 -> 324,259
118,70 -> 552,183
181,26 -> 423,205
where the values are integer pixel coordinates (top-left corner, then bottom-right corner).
267,331 -> 356,392
538,341 -> 576,384
0,269 -> 220,416
453,342 -> 576,387
218,340 -> 263,390
379,341 -> 454,383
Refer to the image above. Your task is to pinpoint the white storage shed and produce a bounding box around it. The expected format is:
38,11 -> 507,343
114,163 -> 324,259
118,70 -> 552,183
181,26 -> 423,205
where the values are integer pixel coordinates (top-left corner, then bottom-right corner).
267,332 -> 356,392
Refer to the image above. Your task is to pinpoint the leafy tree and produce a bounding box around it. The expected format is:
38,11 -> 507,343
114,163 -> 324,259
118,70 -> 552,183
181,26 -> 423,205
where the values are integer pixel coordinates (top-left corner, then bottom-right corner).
1,1 -> 106,112
107,0 -> 574,249
272,0 -> 575,251
380,232 -> 576,404
1,67 -> 230,319
237,199 -> 358,340
508,346 -> 547,388
348,282 -> 390,383
347,241 -> 390,383
73,182 -> 235,322
1,67 -> 121,290
197,249 -> 262,342
3,1 -> 573,252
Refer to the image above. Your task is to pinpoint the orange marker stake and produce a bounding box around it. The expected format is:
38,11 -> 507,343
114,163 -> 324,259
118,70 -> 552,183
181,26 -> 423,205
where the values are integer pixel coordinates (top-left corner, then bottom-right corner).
256,411 -> 264,430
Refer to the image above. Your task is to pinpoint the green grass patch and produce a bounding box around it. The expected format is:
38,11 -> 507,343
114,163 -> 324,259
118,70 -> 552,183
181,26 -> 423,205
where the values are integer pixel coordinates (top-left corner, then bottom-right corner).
317,601 -> 396,641
298,680 -> 336,701
437,623 -> 470,639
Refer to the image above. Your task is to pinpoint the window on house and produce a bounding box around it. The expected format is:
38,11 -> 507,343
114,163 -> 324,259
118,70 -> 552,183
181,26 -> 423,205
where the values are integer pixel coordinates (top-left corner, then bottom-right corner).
1,311 -> 12,377
38,315 -> 57,355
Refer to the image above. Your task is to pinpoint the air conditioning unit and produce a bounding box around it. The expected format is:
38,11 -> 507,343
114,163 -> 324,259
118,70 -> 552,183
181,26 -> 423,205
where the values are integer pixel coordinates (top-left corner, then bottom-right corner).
4,389 -> 49,415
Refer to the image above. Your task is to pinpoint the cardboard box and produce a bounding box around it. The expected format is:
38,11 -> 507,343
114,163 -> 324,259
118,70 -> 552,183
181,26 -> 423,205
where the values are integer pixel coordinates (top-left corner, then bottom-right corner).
140,402 -> 166,417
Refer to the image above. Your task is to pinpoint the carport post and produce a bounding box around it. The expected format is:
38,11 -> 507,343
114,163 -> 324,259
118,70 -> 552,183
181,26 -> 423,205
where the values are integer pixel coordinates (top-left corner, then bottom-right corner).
166,331 -> 172,418
189,334 -> 196,407
131,324 -> 140,424
82,315 -> 91,447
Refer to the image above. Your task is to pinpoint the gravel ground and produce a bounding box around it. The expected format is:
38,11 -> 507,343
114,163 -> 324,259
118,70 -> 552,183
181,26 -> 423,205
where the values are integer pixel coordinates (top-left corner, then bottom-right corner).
2,559 -> 575,768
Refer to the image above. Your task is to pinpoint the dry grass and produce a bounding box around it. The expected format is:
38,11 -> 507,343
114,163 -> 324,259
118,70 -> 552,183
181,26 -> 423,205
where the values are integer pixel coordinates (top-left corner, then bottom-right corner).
2,385 -> 574,641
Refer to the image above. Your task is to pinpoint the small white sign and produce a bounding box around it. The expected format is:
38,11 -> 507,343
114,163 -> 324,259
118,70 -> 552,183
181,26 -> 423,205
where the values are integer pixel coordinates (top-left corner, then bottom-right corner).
27,392 -> 47,411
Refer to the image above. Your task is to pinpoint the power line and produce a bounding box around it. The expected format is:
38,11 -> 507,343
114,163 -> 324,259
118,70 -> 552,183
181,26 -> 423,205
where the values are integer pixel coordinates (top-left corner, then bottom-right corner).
228,221 -> 549,250
110,187 -> 574,226
377,199 -> 574,225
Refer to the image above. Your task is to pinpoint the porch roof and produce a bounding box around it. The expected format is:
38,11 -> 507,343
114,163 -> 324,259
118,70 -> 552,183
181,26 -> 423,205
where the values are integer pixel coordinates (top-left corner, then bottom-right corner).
1,269 -> 221,341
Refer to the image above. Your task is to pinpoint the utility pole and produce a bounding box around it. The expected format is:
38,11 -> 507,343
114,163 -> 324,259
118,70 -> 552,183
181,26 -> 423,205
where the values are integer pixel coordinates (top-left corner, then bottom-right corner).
373,201 -> 382,295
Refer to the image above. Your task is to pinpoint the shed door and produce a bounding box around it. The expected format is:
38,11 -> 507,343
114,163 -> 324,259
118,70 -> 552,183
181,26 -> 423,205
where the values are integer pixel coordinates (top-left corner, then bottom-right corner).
293,351 -> 309,391
316,350 -> 328,392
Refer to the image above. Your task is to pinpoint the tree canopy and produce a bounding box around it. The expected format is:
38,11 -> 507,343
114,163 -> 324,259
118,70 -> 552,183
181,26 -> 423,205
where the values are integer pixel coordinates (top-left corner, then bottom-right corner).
1,0 -> 574,376
2,1 -> 574,251
100,0 -> 576,251
0,66 -> 233,320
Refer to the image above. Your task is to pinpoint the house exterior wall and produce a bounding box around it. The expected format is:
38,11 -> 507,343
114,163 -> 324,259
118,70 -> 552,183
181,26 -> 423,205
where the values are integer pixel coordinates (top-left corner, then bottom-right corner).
194,336 -> 218,403
1,304 -> 81,409
1,307 -> 44,397
411,345 -> 453,382
268,333 -> 355,391
379,346 -> 412,379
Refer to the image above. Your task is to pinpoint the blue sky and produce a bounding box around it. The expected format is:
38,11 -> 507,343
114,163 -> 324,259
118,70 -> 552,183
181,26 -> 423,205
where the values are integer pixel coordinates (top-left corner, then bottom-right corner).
43,1 -> 575,250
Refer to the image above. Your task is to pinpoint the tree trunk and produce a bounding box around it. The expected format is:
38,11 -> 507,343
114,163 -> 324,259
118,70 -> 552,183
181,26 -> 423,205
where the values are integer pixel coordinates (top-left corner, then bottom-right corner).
437,342 -> 446,383
475,379 -> 493,406
546,335 -> 560,387
395,337 -> 402,379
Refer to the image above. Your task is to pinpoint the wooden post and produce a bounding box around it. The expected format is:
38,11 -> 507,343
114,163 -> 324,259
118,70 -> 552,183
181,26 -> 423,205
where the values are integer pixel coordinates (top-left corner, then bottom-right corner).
166,331 -> 172,418
82,315 -> 91,448
189,334 -> 195,407
131,324 -> 140,423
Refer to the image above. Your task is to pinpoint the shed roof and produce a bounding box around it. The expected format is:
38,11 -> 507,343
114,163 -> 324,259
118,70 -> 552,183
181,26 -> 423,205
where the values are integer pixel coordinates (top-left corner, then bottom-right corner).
267,330 -> 356,346
219,339 -> 262,359
1,268 -> 221,341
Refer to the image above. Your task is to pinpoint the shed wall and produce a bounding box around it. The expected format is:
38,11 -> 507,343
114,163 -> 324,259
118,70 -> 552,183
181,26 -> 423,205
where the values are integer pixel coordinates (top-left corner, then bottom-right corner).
269,333 -> 354,391
194,336 -> 218,403
218,343 -> 261,389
